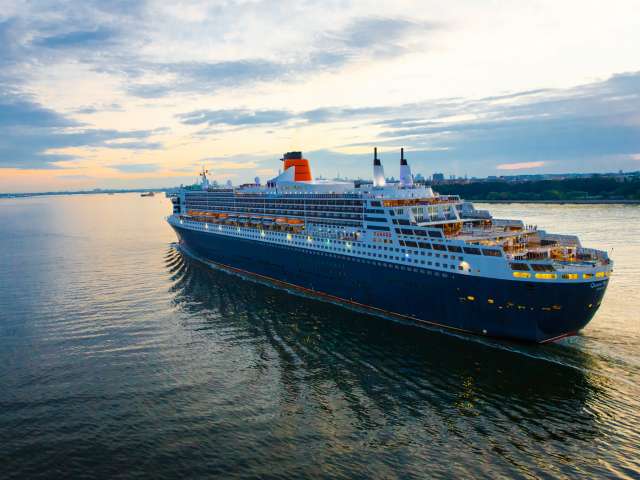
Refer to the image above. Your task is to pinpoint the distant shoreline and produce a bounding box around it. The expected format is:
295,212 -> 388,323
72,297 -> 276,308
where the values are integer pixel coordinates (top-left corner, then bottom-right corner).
3,192 -> 639,205
476,199 -> 640,205
0,190 -> 166,199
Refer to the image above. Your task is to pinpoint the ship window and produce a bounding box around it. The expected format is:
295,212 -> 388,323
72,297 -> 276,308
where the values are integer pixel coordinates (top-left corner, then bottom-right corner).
535,273 -> 557,280
510,263 -> 530,271
595,271 -> 605,278
447,245 -> 463,253
432,244 -> 446,251
583,273 -> 593,279
531,264 -> 555,272
482,249 -> 502,257
512,271 -> 531,279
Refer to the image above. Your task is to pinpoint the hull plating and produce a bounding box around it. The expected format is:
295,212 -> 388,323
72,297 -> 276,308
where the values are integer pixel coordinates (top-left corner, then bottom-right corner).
172,224 -> 608,343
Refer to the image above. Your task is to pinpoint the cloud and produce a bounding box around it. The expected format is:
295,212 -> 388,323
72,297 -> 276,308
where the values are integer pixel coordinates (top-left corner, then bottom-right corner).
321,17 -> 439,60
497,161 -> 546,170
1,1 -> 639,185
176,105 -> 395,129
0,3 -> 443,101
34,28 -> 116,49
184,71 -> 640,178
200,156 -> 263,171
126,59 -> 285,98
0,19 -> 20,68
110,163 -> 159,173
74,103 -> 123,114
123,15 -> 439,98
177,108 -> 292,127
57,174 -> 93,180
174,71 -> 640,176
102,140 -> 162,150
369,72 -> 640,172
0,94 -> 164,168
301,106 -> 394,123
0,96 -> 78,127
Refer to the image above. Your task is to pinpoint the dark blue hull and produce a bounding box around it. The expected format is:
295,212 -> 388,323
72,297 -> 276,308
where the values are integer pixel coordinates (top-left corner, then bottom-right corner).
172,225 -> 608,343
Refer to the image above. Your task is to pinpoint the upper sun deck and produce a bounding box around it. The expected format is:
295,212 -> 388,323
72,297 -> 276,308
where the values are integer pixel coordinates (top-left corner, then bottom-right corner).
233,183 -> 459,202
192,149 -> 462,205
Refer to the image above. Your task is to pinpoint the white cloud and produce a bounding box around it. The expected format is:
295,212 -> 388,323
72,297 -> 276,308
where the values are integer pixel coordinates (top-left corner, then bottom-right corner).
497,161 -> 545,171
1,0 -> 640,190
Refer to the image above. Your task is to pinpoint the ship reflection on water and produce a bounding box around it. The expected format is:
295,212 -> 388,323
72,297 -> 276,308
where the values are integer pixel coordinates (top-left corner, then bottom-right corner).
165,246 -> 614,478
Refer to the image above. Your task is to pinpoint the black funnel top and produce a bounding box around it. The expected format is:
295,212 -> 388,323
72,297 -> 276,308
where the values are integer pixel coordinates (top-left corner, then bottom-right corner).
400,147 -> 407,165
283,151 -> 302,160
374,147 -> 381,166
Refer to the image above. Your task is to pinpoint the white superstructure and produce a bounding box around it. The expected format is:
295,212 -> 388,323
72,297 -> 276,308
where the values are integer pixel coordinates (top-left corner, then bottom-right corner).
168,150 -> 612,285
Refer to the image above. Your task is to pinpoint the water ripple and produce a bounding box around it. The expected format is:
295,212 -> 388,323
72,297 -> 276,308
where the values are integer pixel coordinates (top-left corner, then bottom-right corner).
1,195 -> 639,479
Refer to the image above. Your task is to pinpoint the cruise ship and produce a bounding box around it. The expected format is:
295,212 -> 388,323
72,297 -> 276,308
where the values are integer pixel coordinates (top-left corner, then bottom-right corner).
167,150 -> 612,343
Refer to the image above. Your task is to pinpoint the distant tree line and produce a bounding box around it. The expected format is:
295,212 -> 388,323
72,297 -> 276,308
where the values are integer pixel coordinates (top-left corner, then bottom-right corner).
433,176 -> 640,201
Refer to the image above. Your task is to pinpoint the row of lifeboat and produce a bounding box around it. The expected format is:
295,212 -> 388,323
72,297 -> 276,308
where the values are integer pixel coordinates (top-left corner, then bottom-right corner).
186,211 -> 305,230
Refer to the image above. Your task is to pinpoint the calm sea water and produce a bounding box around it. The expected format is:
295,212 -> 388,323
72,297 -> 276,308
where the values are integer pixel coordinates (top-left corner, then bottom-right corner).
1,194 -> 639,479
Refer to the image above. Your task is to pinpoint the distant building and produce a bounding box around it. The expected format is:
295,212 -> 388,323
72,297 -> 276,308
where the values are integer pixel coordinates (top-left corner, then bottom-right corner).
432,173 -> 445,183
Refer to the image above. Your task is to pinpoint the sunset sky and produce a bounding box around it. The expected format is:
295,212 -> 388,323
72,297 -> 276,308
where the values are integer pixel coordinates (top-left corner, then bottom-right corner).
1,0 -> 639,192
